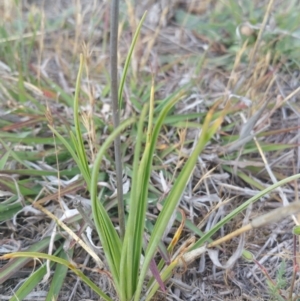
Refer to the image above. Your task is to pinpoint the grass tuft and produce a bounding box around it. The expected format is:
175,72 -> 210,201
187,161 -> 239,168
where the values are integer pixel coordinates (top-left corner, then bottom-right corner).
1,1 -> 300,300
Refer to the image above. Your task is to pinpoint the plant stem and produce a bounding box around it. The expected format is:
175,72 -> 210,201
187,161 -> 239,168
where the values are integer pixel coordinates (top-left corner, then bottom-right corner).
110,0 -> 125,240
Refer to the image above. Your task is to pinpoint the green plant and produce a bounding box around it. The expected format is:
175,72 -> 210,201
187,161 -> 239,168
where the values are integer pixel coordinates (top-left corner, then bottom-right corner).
4,57 -> 300,298
2,1 -> 300,300
267,260 -> 287,301
0,56 -> 226,301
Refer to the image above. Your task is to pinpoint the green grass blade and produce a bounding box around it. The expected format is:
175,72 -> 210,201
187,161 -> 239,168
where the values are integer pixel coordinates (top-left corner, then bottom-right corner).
120,89 -> 186,301
90,116 -> 135,295
134,104 -> 225,301
48,126 -> 92,185
8,247 -> 63,301
70,131 -> 91,182
0,135 -> 65,145
190,173 -> 300,250
0,139 -> 31,169
42,78 -> 74,107
48,126 -> 77,161
48,126 -> 83,169
0,168 -> 82,177
1,252 -> 113,301
0,235 -> 62,284
0,149 -> 10,169
0,202 -> 23,222
222,165 -> 265,190
118,12 -> 147,110
48,54 -> 91,187
72,54 -> 90,182
153,84 -> 188,115
120,104 -> 149,300
8,262 -> 55,301
122,79 -> 159,299
45,248 -> 73,301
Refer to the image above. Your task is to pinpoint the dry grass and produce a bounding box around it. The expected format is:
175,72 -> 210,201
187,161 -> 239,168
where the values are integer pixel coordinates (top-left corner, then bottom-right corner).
1,0 -> 300,300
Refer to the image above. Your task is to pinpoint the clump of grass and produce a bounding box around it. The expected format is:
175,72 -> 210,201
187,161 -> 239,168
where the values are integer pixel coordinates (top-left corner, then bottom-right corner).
1,0 -> 300,300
